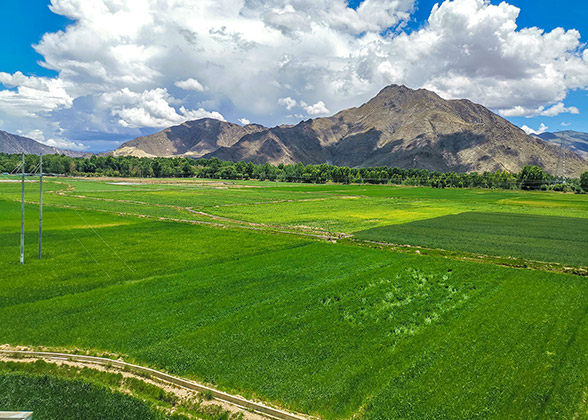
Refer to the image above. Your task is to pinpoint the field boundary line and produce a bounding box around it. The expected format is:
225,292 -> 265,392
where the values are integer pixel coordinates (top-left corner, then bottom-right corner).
54,187 -> 350,240
10,194 -> 349,242
0,350 -> 311,420
353,239 -> 588,277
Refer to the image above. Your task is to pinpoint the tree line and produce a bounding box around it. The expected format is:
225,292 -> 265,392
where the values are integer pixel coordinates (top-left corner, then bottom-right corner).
1,153 -> 586,192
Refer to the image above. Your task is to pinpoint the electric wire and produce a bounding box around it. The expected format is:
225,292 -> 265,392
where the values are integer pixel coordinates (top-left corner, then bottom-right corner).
48,205 -> 112,280
71,206 -> 136,274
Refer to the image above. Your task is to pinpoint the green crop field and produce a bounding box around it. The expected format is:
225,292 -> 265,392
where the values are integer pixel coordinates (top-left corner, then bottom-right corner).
356,212 -> 588,266
0,360 -> 244,420
0,176 -> 587,420
0,373 -> 164,420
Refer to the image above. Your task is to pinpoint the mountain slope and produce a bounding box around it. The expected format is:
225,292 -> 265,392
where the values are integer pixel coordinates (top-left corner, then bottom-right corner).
112,118 -> 266,158
0,130 -> 81,156
113,85 -> 587,176
208,85 -> 587,176
538,131 -> 588,160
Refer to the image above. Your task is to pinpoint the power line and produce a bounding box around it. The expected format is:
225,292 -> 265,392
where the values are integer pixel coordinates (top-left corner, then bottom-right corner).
48,205 -> 112,280
71,207 -> 135,274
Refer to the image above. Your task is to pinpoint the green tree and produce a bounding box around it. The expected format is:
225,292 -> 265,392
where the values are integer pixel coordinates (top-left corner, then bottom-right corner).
581,171 -> 588,192
519,165 -> 548,190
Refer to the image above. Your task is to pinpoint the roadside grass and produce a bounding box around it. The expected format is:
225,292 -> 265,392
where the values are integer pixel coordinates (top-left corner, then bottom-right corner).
355,212 -> 588,266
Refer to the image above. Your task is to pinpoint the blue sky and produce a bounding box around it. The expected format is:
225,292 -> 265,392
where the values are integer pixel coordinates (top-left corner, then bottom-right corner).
0,1 -> 71,78
1,0 -> 587,151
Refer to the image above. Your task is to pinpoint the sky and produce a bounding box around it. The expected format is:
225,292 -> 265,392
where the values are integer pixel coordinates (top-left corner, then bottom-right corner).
0,0 -> 587,152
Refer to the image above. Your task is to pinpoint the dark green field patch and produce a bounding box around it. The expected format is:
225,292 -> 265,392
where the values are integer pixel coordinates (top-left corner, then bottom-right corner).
355,212 -> 588,266
0,360 -> 244,420
0,372 -> 164,420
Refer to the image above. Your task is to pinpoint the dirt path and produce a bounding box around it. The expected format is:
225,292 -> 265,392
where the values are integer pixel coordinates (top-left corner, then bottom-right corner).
0,348 -> 310,420
47,182 -> 351,241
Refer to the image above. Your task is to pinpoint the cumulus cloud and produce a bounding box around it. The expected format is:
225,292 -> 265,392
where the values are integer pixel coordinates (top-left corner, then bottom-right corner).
303,100 -> 330,115
0,0 -> 586,150
278,97 -> 297,110
17,128 -> 88,150
522,123 -> 549,135
175,78 -> 206,92
539,103 -> 580,117
500,102 -> 580,118
45,137 -> 89,151
19,129 -> 46,142
404,2 -> 588,114
101,88 -> 224,128
252,0 -> 414,36
0,72 -> 73,117
238,118 -> 251,125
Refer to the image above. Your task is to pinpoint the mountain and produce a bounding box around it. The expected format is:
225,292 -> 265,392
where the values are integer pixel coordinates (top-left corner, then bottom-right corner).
113,85 -> 588,176
207,85 -> 587,176
537,131 -> 588,160
0,130 -> 83,157
112,119 -> 266,158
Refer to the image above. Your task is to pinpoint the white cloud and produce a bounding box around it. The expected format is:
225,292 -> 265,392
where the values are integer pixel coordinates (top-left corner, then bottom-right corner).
539,103 -> 579,117
0,0 -> 586,150
101,87 -> 224,128
19,129 -> 46,142
17,128 -> 88,150
278,97 -> 297,110
0,72 -> 73,117
500,102 -> 580,118
175,78 -> 206,92
303,100 -> 330,115
254,0 -> 414,36
561,122 -> 572,127
45,137 -> 89,151
238,118 -> 250,125
521,123 -> 548,135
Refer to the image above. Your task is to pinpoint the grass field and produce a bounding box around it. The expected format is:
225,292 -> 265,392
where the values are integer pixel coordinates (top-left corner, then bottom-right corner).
0,360 -> 244,420
356,212 -> 588,266
0,373 -> 165,420
0,177 -> 587,419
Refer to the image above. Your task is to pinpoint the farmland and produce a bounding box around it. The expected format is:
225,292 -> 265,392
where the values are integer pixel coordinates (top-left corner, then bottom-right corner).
0,177 -> 587,419
0,359 -> 246,420
0,372 -> 163,420
356,212 -> 588,266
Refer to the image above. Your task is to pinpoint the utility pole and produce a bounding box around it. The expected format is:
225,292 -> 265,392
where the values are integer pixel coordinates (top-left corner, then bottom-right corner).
20,153 -> 25,265
562,139 -> 567,183
39,154 -> 43,259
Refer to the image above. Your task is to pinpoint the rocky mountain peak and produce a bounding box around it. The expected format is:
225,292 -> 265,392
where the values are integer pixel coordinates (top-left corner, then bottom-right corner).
112,85 -> 588,176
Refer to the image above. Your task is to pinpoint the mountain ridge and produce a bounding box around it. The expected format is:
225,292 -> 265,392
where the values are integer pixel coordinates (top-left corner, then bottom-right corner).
112,84 -> 588,176
0,130 -> 84,157
112,119 -> 266,158
537,131 -> 588,160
